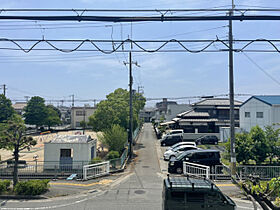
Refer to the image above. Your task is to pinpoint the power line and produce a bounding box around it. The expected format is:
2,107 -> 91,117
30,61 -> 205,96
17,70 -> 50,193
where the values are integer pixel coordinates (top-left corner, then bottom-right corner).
242,52 -> 280,87
1,8 -> 280,12
2,38 -> 280,54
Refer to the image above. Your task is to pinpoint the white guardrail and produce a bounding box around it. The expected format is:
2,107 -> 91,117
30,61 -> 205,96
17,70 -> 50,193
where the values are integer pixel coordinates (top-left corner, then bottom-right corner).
83,161 -> 110,180
183,161 -> 210,179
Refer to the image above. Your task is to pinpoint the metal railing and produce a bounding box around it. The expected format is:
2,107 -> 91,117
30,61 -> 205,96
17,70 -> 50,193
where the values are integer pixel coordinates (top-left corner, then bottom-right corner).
183,161 -> 210,179
83,161 -> 110,180
237,165 -> 280,180
212,164 -> 231,180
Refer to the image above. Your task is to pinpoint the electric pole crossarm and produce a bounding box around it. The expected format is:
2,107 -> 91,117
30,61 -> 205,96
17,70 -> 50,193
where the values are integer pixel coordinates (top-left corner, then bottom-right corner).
1,15 -> 280,22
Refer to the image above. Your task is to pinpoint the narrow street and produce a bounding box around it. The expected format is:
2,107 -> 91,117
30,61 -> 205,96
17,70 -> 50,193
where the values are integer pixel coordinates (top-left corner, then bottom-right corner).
0,123 -> 258,209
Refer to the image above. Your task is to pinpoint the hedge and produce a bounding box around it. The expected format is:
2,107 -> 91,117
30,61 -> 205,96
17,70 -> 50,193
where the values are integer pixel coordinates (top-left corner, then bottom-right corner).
0,180 -> 11,194
14,180 -> 50,196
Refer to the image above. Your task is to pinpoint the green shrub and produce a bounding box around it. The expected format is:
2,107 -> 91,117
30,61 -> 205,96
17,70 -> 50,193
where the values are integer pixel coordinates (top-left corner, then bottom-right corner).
90,157 -> 102,164
14,180 -> 49,196
0,180 -> 11,194
106,151 -> 119,160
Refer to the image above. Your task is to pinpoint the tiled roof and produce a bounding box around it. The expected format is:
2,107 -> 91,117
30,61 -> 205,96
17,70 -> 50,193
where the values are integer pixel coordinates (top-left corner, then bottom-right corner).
181,110 -> 209,117
194,98 -> 242,106
49,135 -> 94,143
179,118 -> 218,123
12,102 -> 27,110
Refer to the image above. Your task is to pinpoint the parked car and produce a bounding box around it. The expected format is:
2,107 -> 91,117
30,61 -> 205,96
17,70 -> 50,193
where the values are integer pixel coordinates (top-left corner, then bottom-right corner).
161,134 -> 183,146
166,141 -> 196,151
196,135 -> 219,145
162,176 -> 236,210
168,149 -> 221,174
164,145 -> 199,161
165,129 -> 184,137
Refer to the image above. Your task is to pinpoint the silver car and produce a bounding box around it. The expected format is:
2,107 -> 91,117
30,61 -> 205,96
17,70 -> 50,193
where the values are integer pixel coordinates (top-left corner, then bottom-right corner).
166,142 -> 196,151
163,145 -> 198,161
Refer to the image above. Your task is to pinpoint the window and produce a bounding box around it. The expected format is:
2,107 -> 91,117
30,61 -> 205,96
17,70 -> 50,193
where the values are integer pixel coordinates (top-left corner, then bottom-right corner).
76,122 -> 80,127
76,110 -> 85,116
256,112 -> 263,118
245,112 -> 250,118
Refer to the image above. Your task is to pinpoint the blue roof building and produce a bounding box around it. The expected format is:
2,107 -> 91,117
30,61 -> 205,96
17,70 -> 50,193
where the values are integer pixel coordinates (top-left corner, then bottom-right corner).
240,95 -> 280,132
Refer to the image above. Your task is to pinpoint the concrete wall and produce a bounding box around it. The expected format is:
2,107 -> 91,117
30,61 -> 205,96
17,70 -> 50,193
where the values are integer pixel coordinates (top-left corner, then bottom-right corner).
240,98 -> 272,132
44,140 -> 96,169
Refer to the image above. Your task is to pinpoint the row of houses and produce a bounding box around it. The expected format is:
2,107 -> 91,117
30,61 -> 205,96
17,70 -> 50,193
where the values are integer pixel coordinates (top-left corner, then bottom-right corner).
141,95 -> 280,137
12,102 -> 96,129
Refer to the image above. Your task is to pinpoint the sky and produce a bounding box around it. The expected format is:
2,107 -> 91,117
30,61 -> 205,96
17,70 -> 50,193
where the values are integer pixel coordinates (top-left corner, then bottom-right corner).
1,0 -> 280,107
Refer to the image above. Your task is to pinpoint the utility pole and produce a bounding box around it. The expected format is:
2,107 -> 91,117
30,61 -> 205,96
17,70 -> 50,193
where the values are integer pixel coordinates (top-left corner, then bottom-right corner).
1,84 -> 6,96
124,45 -> 140,159
137,86 -> 144,94
71,94 -> 74,107
83,104 -> 86,135
24,96 -> 29,102
229,0 -> 236,177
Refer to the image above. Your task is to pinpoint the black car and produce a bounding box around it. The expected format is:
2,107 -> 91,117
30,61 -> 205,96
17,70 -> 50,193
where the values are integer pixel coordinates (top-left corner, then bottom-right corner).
161,134 -> 183,146
168,149 -> 221,174
196,135 -> 218,145
162,176 -> 236,210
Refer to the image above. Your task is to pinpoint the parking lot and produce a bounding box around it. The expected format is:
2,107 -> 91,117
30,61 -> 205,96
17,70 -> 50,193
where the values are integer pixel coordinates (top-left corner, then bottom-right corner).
154,135 -> 261,209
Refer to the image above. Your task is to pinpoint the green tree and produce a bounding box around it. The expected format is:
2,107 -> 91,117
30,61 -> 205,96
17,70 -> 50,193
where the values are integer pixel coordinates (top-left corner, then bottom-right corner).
24,96 -> 48,128
0,115 -> 36,186
226,132 -> 253,164
89,88 -> 146,131
44,106 -> 61,129
46,104 -> 61,118
250,126 -> 270,164
0,94 -> 15,123
264,126 -> 280,164
98,124 -> 127,154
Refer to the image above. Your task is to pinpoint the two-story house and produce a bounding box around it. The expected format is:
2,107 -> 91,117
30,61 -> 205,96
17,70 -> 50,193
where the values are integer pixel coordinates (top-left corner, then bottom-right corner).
240,95 -> 280,132
173,98 -> 242,133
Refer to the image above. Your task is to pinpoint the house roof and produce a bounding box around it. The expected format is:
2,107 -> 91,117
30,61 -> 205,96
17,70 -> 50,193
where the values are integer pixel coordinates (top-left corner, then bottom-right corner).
179,110 -> 210,118
179,118 -> 218,123
194,98 -> 242,106
12,102 -> 27,110
242,95 -> 280,106
48,135 -> 94,143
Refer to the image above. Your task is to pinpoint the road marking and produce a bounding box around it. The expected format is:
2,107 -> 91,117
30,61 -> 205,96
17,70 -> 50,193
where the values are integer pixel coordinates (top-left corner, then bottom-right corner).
50,179 -> 113,187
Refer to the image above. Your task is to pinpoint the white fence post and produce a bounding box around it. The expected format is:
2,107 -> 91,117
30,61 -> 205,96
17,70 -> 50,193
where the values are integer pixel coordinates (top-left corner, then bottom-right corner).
183,161 -> 210,179
83,161 -> 110,180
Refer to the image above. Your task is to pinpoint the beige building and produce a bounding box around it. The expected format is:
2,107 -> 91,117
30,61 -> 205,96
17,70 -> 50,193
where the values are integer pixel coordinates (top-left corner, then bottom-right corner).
12,102 -> 27,115
71,106 -> 96,129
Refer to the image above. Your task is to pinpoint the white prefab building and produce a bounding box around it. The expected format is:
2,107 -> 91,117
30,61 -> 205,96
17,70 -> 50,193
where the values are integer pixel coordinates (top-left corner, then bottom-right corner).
44,135 -> 97,170
240,96 -> 280,132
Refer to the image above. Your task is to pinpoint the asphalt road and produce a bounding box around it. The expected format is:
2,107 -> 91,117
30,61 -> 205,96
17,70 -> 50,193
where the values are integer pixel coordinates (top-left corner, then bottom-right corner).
0,123 -> 259,210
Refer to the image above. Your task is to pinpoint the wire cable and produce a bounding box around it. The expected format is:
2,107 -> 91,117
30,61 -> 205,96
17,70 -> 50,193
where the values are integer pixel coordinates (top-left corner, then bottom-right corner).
242,52 -> 280,87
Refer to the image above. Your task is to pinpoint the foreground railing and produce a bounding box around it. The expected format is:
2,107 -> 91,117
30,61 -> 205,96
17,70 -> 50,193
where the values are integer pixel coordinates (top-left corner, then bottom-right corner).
237,165 -> 280,180
83,161 -> 110,180
183,161 -> 210,179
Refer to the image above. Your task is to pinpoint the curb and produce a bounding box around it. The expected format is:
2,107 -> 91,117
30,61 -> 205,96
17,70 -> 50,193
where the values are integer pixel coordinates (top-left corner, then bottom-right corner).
0,194 -> 48,200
